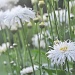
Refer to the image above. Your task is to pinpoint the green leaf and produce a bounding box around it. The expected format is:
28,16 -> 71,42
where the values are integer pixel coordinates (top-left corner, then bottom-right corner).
43,67 -> 66,75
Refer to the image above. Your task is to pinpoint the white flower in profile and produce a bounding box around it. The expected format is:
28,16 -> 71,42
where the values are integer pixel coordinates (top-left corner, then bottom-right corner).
32,30 -> 50,49
20,65 -> 38,75
32,34 -> 45,48
47,40 -> 75,66
4,5 -> 35,28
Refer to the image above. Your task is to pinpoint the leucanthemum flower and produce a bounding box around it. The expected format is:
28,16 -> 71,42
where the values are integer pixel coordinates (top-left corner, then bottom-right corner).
4,5 -> 35,28
32,30 -> 50,49
47,40 -> 75,66
20,65 -> 38,75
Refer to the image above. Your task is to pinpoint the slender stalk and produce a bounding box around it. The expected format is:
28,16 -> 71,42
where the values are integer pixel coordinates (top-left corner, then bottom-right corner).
25,26 -> 35,75
66,58 -> 70,75
67,0 -> 72,40
53,0 -> 60,40
27,46 -> 35,75
38,32 -> 41,75
19,19 -> 28,67
38,7 -> 44,75
35,22 -> 42,75
2,29 -> 14,75
46,1 -> 54,42
33,3 -> 38,13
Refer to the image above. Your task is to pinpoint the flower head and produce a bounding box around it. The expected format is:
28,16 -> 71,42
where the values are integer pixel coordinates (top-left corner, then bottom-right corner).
4,5 -> 35,28
32,30 -> 50,49
47,40 -> 75,66
20,65 -> 38,75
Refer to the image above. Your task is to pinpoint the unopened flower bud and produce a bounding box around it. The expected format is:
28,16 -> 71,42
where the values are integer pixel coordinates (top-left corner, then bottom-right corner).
38,0 -> 45,8
33,17 -> 39,23
13,43 -> 17,47
13,63 -> 16,66
3,61 -> 7,65
39,22 -> 45,28
10,46 -> 14,49
27,22 -> 32,28
10,26 -> 18,34
10,61 -> 14,64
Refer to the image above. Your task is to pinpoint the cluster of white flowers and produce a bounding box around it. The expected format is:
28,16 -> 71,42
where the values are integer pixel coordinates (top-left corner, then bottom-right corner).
43,9 -> 74,26
0,42 -> 10,55
32,30 -> 50,49
47,40 -> 75,66
20,65 -> 38,75
0,5 -> 35,31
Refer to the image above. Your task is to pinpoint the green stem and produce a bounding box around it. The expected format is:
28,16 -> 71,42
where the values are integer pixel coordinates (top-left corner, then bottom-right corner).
47,1 -> 54,42
66,58 -> 70,75
53,0 -> 59,40
67,0 -> 72,40
27,46 -> 35,75
2,29 -> 14,75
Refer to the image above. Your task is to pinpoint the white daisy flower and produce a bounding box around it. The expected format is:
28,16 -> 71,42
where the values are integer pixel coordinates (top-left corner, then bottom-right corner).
32,33 -> 44,48
32,30 -> 50,49
20,65 -> 38,75
4,5 -> 35,28
47,40 -> 75,66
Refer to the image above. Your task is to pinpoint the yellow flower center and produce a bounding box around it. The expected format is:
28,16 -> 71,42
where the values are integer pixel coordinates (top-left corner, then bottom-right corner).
60,46 -> 68,52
